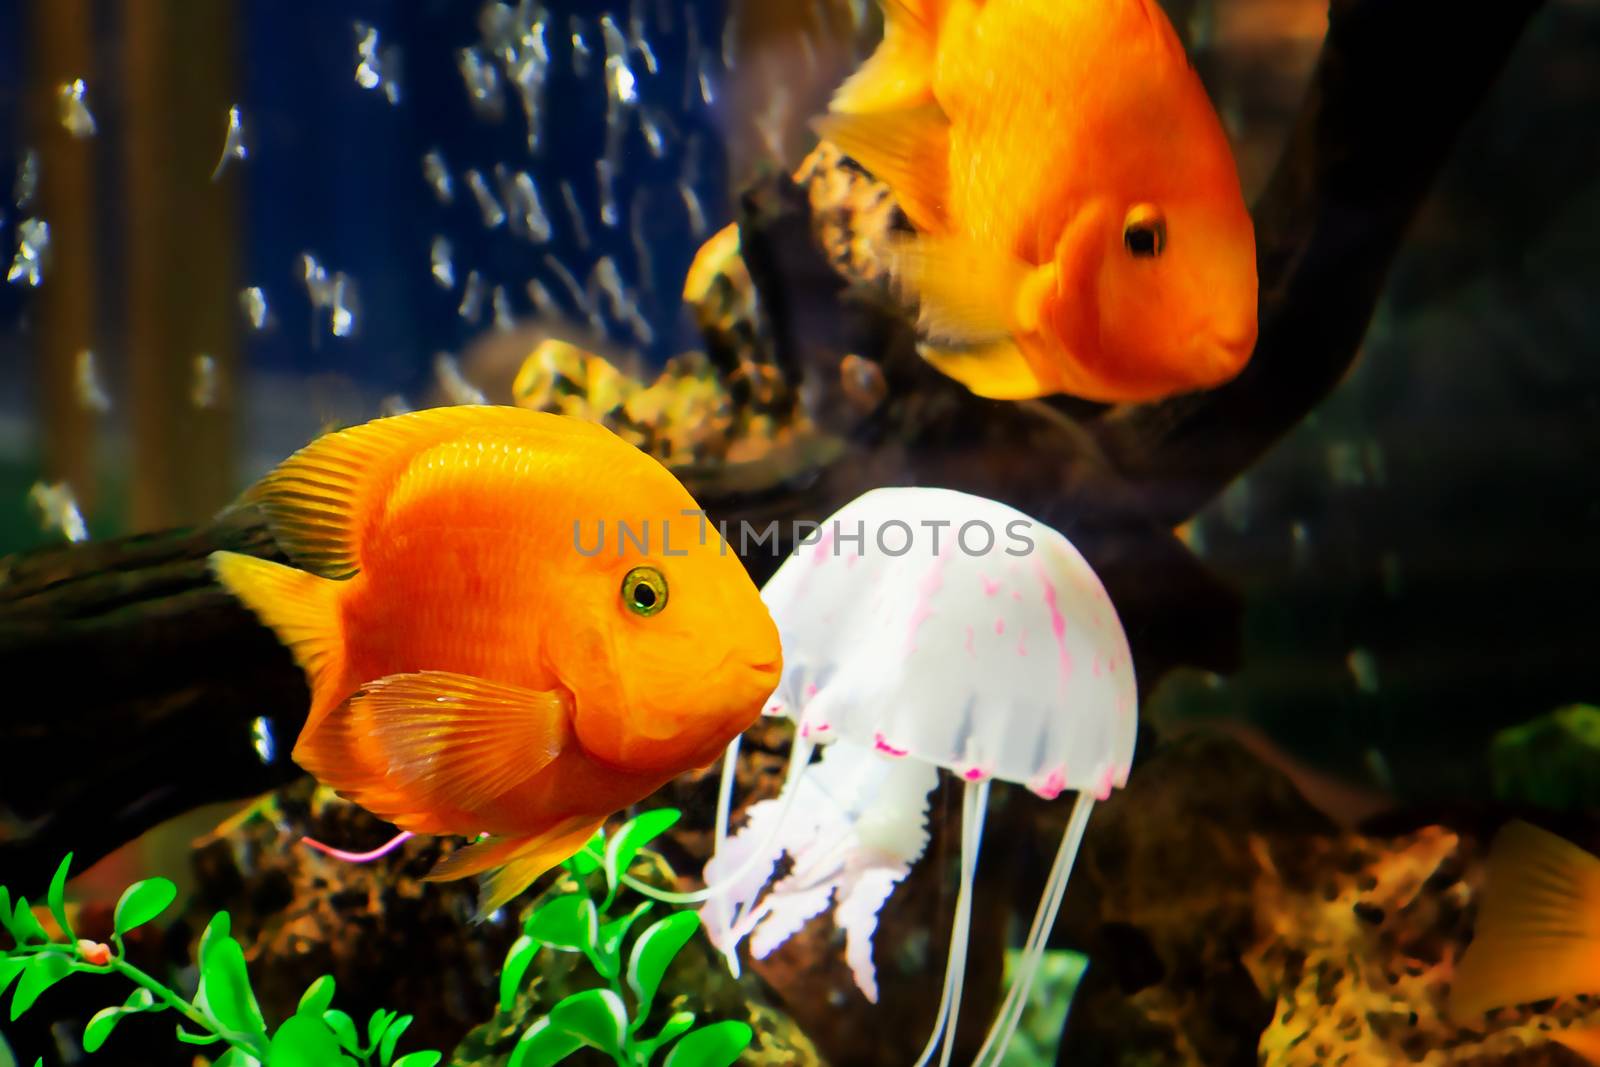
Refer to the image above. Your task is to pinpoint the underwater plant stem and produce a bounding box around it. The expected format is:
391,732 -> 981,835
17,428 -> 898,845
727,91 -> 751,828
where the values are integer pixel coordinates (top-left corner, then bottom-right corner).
971,792 -> 1096,1067
911,778 -> 988,1067
614,736 -> 817,907
713,734 -> 741,870
111,955 -> 269,1059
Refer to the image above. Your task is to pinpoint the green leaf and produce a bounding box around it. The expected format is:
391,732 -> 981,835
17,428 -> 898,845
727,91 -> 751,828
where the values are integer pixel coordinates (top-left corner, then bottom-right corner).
632,1011 -> 696,1061
0,958 -> 27,1000
195,913 -> 265,1038
524,895 -> 598,954
378,1012 -> 413,1065
598,902 -> 652,960
10,953 -> 71,1020
548,989 -> 627,1055
296,974 -> 336,1018
45,855 -> 73,943
323,1008 -> 359,1052
507,1018 -> 583,1067
499,935 -> 540,1014
212,1049 -> 258,1067
9,899 -> 48,947
0,886 -> 12,940
602,809 -> 680,905
626,911 -> 699,1020
175,1025 -> 222,1046
367,1007 -> 395,1050
84,1004 -> 128,1052
660,1022 -> 754,1067
0,1025 -> 15,1067
390,1053 -> 442,1067
269,1013 -> 343,1067
113,878 -> 178,937
562,829 -> 604,877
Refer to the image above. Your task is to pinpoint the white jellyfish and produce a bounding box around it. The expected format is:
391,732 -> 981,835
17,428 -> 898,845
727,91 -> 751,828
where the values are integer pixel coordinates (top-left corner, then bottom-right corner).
703,486 -> 1138,1066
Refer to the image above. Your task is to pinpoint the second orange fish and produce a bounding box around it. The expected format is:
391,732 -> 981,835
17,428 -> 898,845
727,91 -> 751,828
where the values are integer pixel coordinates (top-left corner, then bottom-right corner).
818,0 -> 1259,403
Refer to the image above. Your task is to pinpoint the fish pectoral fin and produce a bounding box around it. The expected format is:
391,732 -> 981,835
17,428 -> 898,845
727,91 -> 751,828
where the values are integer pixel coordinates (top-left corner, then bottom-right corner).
1448,819 -> 1600,1020
813,104 -> 950,233
426,818 -> 607,920
920,339 -> 1049,401
357,671 -> 576,813
830,0 -> 940,114
891,235 -> 1046,343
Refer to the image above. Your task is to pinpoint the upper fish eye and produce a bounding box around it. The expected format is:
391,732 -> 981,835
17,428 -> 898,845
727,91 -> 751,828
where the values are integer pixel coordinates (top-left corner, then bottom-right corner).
1123,206 -> 1167,259
621,566 -> 668,617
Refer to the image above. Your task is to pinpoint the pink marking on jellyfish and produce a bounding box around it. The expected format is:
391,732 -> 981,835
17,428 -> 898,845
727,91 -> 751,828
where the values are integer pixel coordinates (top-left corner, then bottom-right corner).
994,617 -> 1006,636
1011,589 -> 1023,602
1092,763 -> 1119,801
846,551 -> 861,568
962,765 -> 992,782
873,731 -> 909,757
979,574 -> 1001,597
765,700 -> 786,717
1030,768 -> 1068,800
1092,655 -> 1104,678
1016,625 -> 1028,657
903,547 -> 950,653
1114,762 -> 1131,789
1116,692 -> 1135,719
805,682 -> 819,700
301,831 -> 414,864
1035,562 -> 1075,686
964,625 -> 975,658
811,529 -> 834,565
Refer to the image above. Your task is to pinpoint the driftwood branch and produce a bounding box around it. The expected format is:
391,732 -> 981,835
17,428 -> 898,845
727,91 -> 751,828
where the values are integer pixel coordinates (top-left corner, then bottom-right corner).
0,0 -> 1543,901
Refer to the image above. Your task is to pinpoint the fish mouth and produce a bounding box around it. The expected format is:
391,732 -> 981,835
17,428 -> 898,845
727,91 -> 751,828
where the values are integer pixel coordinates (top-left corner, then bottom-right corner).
1188,330 -> 1255,387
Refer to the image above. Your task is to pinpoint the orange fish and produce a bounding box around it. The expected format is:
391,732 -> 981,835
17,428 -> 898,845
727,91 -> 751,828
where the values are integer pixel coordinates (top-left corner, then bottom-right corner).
817,0 -> 1258,403
210,406 -> 781,915
1449,820 -> 1600,1062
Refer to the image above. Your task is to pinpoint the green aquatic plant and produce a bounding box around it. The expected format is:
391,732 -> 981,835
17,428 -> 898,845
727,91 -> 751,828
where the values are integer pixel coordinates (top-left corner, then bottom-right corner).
0,853 -> 441,1067
498,809 -> 752,1067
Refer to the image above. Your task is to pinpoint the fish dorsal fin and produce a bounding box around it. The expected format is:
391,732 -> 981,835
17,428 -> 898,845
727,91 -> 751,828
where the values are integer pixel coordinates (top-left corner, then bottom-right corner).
830,0 -> 942,114
242,405 -> 551,578
350,671 -> 575,815
920,339 -> 1049,400
1448,820 -> 1600,1019
813,104 -> 950,233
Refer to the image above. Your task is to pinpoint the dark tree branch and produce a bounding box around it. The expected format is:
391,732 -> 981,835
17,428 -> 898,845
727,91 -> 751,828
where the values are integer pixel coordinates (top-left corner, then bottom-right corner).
1093,0 -> 1547,528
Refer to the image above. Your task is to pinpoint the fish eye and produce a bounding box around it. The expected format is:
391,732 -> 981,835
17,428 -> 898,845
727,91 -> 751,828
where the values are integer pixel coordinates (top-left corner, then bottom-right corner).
1123,206 -> 1167,259
621,566 -> 668,617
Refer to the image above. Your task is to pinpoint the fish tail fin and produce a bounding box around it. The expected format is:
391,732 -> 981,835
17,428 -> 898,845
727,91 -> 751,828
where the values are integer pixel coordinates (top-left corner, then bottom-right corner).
833,0 -> 942,114
1448,820 -> 1600,1020
426,819 -> 607,921
210,551 -> 347,732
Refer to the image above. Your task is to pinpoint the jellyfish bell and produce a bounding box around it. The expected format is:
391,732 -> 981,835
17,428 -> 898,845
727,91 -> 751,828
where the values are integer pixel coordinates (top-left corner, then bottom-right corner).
702,486 -> 1138,1067
763,486 -> 1137,800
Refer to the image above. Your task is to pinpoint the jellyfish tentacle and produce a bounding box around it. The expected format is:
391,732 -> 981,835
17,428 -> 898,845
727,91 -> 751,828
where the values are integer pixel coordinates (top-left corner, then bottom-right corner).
619,735 -> 818,906
972,791 -> 1097,1066
911,777 -> 989,1067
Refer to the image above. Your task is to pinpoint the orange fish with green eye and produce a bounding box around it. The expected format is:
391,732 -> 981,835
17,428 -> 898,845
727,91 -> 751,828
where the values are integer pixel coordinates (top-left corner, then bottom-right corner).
816,0 -> 1259,403
209,406 -> 782,916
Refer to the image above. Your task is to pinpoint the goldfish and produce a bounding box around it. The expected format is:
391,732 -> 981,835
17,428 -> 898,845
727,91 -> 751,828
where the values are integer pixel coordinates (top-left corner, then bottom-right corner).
209,406 -> 781,916
816,0 -> 1258,403
1449,819 -> 1600,1062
